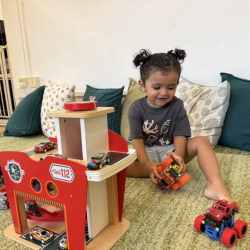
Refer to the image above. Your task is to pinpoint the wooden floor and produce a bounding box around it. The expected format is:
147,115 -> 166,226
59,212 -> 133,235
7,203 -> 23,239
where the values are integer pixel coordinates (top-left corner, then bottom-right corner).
0,126 -> 5,132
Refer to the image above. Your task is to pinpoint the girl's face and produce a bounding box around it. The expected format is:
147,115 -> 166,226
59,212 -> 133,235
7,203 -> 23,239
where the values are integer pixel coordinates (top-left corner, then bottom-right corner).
139,70 -> 179,108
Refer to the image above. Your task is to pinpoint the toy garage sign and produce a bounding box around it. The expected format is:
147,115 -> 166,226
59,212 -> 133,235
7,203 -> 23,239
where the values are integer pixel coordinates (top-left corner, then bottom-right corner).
49,164 -> 75,183
5,160 -> 25,184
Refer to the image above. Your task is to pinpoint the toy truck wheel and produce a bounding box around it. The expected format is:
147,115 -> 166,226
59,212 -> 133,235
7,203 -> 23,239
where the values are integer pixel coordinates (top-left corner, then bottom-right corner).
30,235 -> 33,240
178,173 -> 190,185
194,215 -> 206,233
221,228 -> 237,248
171,180 -> 181,191
41,239 -> 45,244
99,163 -> 102,169
233,220 -> 248,238
43,148 -> 47,153
53,144 -> 57,149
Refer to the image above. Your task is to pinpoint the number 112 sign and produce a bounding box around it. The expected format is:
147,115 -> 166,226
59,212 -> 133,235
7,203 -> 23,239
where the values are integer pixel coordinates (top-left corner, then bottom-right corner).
50,164 -> 75,183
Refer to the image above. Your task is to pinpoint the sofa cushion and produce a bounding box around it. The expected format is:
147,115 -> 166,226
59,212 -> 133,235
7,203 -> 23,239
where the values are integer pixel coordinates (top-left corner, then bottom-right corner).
4,85 -> 45,137
218,73 -> 250,151
83,85 -> 124,135
120,78 -> 147,141
41,81 -> 75,137
175,77 -> 230,148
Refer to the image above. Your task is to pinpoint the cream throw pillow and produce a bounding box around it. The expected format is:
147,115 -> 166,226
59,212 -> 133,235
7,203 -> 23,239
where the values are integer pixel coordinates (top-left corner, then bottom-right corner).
41,81 -> 75,137
176,77 -> 230,147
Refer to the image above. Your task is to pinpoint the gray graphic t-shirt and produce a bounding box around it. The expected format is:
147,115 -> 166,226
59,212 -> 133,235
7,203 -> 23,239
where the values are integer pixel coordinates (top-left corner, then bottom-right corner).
128,96 -> 191,146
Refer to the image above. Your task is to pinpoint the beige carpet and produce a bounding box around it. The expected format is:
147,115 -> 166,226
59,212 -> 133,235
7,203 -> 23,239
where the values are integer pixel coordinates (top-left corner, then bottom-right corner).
0,133 -> 249,250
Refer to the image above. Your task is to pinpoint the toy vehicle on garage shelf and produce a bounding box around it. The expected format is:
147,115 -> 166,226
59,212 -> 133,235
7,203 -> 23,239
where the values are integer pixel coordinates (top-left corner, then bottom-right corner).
156,156 -> 190,191
34,142 -> 57,153
87,153 -> 109,170
39,154 -> 67,161
58,234 -> 68,249
0,187 -> 9,210
194,199 -> 248,248
29,226 -> 54,244
25,200 -> 42,217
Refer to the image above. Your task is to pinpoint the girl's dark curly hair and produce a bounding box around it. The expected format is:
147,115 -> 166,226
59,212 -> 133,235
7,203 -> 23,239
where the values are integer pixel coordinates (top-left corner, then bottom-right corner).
133,48 -> 186,83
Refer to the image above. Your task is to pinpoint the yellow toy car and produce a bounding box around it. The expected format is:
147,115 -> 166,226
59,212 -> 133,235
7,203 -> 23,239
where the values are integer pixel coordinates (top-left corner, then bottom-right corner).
29,226 -> 54,244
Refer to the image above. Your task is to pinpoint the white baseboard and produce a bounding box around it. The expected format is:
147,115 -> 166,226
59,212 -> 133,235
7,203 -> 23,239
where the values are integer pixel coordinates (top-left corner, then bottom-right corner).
0,119 -> 8,125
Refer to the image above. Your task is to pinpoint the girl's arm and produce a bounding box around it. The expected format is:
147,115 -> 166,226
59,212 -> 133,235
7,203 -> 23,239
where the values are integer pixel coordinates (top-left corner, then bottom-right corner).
132,139 -> 162,185
167,135 -> 187,172
173,135 -> 187,159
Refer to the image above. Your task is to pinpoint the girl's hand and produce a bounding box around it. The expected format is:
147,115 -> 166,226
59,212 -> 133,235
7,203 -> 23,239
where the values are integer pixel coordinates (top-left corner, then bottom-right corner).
143,161 -> 162,185
167,152 -> 186,173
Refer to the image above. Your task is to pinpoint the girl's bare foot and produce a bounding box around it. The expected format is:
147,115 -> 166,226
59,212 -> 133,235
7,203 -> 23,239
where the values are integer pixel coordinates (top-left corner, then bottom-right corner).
204,184 -> 240,210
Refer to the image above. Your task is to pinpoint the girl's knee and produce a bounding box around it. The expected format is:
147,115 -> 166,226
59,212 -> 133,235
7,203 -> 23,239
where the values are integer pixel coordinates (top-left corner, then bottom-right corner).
193,136 -> 212,146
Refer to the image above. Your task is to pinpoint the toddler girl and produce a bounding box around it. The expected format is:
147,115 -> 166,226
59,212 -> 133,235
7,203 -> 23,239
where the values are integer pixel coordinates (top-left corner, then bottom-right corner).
127,49 -> 239,209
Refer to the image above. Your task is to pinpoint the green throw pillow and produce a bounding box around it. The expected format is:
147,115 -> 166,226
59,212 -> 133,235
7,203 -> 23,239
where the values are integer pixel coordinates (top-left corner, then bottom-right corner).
218,73 -> 250,151
4,85 -> 45,137
83,85 -> 124,135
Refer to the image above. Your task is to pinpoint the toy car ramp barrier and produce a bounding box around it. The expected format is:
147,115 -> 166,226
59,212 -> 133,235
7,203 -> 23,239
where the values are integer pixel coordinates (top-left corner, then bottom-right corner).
24,199 -> 65,222
64,101 -> 98,111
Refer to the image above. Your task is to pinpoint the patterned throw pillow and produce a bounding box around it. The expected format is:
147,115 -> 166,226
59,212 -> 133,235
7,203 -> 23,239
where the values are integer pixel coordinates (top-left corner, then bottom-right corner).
41,81 -> 75,137
175,77 -> 230,148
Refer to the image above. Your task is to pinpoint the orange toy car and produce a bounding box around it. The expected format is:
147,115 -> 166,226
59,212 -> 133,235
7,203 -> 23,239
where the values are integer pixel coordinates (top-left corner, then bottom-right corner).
157,156 -> 190,191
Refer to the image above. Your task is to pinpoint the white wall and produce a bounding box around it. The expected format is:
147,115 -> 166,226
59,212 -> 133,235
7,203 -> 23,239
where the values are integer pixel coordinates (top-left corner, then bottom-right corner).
2,0 -> 250,101
0,1 -> 3,20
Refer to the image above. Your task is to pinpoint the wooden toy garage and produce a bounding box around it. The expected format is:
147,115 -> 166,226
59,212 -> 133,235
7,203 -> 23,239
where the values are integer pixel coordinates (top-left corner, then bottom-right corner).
0,106 -> 137,250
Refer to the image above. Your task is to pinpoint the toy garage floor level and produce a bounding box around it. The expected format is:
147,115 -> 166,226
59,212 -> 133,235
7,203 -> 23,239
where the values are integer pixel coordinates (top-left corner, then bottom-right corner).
1,107 -> 137,250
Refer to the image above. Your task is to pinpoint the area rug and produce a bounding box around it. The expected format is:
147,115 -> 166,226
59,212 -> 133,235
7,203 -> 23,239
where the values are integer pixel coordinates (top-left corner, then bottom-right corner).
0,133 -> 249,250
0,132 -> 47,152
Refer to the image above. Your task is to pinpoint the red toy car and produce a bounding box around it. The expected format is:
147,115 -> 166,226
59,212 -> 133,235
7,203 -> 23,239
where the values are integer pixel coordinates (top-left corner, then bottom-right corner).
34,142 -> 57,153
194,199 -> 248,248
157,156 -> 190,191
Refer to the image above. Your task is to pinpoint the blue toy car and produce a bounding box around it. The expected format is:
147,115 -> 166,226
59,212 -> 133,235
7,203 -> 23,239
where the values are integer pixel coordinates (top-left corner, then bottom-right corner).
87,153 -> 109,170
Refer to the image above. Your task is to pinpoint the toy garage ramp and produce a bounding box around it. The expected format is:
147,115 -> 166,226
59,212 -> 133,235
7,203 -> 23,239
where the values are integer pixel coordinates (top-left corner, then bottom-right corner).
24,199 -> 65,222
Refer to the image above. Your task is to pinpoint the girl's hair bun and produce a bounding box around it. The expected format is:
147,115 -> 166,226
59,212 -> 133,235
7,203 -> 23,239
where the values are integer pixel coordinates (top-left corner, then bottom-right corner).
167,49 -> 186,63
133,49 -> 152,67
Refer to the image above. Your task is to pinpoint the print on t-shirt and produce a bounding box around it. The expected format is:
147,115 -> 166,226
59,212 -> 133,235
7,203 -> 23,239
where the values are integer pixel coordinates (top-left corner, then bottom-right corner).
147,135 -> 158,145
159,138 -> 170,145
143,120 -> 158,145
143,120 -> 158,134
143,119 -> 171,145
161,119 -> 171,135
